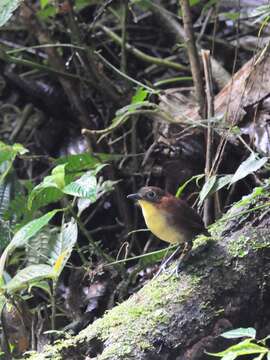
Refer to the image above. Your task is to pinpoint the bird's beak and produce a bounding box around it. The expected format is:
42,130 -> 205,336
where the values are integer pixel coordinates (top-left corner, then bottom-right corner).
127,193 -> 142,201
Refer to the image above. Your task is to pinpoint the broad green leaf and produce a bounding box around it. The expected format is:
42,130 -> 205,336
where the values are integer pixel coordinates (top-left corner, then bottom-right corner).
199,175 -> 217,205
28,164 -> 66,210
63,164 -> 106,198
40,0 -> 49,9
48,219 -> 78,277
3,264 -> 54,293
221,327 -> 256,339
50,164 -> 66,189
230,153 -> 268,185
54,153 -> 122,172
28,280 -> 51,295
209,339 -> 267,357
0,0 -> 23,27
0,209 -> 61,277
0,141 -> 28,161
64,170 -> 116,203
131,87 -> 149,104
26,227 -> 58,266
199,175 -> 233,205
28,186 -> 64,211
267,351 -> 270,360
11,143 -> 28,155
0,142 -> 28,184
221,353 -> 237,360
77,198 -> 91,216
63,172 -> 98,199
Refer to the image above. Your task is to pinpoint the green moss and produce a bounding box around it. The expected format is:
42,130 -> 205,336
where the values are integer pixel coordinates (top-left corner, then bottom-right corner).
193,234 -> 213,249
228,230 -> 270,258
74,271 -> 201,359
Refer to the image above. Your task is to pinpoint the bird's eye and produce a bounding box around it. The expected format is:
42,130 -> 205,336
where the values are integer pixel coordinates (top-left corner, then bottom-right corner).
147,191 -> 156,200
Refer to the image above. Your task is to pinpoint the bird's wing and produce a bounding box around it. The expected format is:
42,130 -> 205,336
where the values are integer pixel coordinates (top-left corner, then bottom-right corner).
172,200 -> 206,232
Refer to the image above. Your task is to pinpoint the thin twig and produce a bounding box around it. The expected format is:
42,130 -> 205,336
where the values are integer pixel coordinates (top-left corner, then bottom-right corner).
179,0 -> 205,116
101,25 -> 189,71
121,0 -> 128,73
202,50 -> 215,226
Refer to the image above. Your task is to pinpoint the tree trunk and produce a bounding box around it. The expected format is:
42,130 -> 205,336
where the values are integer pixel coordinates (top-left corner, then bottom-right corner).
26,188 -> 270,360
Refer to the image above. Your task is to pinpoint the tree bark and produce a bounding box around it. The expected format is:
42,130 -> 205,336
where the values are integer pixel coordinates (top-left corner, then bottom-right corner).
26,189 -> 270,360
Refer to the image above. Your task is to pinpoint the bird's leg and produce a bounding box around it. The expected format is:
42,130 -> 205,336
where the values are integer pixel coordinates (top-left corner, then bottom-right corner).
167,241 -> 192,277
154,246 -> 182,278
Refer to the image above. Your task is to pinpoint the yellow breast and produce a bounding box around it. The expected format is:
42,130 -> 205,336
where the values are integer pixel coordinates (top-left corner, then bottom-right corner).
138,200 -> 184,244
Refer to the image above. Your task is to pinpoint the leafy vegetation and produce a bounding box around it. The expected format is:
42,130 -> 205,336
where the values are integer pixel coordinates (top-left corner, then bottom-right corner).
209,328 -> 270,360
0,0 -> 270,358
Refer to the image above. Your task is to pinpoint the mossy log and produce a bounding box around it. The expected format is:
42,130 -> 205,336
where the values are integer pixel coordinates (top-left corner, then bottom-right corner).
27,188 -> 270,360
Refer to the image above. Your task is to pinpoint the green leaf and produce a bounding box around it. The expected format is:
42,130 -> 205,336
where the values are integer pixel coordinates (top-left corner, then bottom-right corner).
28,186 -> 64,211
221,353 -> 237,360
50,164 -> 66,188
221,328 -> 256,339
199,175 -> 234,205
176,174 -> 204,198
0,209 -> 61,277
267,351 -> 270,360
54,153 -> 122,173
28,164 -> 66,210
199,175 -> 217,205
48,219 -> 78,277
26,227 -> 58,266
37,4 -> 57,19
0,141 -> 28,160
0,0 -> 23,27
0,142 -> 28,184
3,264 -> 54,293
40,0 -> 49,9
131,87 -> 149,104
28,280 -> 51,295
77,198 -> 91,216
208,339 -> 267,357
230,153 -> 268,185
63,172 -> 98,199
64,169 -> 116,204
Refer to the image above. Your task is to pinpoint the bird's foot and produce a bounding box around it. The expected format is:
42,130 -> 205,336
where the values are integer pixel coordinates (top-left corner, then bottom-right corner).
167,241 -> 212,277
153,246 -> 182,279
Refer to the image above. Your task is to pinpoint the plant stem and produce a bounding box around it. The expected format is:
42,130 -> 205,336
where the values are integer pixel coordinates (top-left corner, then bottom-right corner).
101,25 -> 189,71
179,0 -> 205,116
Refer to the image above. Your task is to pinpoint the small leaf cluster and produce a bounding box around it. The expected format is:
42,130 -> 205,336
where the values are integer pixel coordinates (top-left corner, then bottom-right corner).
0,140 -> 117,356
209,327 -> 270,360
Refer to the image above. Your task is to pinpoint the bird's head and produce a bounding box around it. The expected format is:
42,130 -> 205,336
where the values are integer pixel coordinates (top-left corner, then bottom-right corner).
127,186 -> 169,206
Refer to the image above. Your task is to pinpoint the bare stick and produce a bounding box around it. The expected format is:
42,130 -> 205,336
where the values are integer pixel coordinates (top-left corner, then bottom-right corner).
202,50 -> 214,226
179,0 -> 205,116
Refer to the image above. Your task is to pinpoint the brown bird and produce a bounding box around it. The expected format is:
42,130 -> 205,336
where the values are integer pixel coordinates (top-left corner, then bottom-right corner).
127,186 -> 209,271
